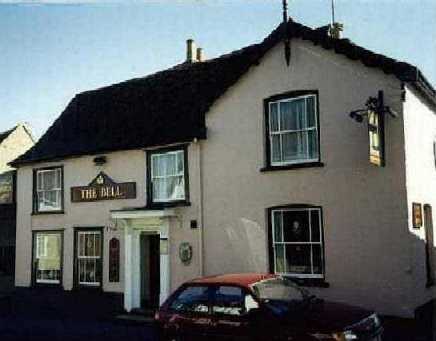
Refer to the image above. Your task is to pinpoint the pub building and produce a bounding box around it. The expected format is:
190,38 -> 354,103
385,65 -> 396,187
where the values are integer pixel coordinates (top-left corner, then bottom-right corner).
11,19 -> 436,319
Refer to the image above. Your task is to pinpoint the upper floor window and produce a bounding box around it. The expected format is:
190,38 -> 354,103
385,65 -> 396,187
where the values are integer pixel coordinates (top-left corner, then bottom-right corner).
34,167 -> 63,213
147,147 -> 189,205
0,171 -> 14,204
269,206 -> 324,279
265,91 -> 320,168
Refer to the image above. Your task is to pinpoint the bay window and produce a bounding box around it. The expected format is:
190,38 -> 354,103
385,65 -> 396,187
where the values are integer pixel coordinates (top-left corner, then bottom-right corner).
269,206 -> 325,279
34,167 -> 63,213
264,91 -> 321,169
147,147 -> 189,205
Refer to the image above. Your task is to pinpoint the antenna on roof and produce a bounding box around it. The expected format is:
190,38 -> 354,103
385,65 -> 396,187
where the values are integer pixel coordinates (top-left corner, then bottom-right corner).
329,0 -> 343,39
331,0 -> 336,26
282,0 -> 291,66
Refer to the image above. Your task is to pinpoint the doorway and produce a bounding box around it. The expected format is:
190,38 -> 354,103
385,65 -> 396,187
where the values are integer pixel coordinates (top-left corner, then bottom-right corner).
140,233 -> 160,308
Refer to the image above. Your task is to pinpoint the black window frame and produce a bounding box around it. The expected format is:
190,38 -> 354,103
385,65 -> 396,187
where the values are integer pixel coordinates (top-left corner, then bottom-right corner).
32,165 -> 64,215
267,204 -> 329,288
261,90 -> 323,172
31,229 -> 64,288
146,144 -> 190,208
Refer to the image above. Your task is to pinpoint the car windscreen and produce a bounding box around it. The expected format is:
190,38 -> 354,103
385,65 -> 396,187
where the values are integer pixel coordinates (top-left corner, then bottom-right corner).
251,277 -> 308,302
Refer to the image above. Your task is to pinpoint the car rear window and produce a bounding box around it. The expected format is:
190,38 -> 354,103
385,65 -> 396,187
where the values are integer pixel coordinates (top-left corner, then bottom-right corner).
170,286 -> 209,313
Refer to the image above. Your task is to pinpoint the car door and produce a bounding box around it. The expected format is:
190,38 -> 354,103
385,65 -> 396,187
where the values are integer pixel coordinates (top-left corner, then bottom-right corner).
208,285 -> 256,341
165,285 -> 213,340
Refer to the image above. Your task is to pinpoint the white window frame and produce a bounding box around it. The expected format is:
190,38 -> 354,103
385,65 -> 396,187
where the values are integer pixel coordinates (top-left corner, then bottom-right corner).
271,207 -> 324,279
150,149 -> 186,203
77,230 -> 102,286
35,168 -> 63,212
268,94 -> 319,166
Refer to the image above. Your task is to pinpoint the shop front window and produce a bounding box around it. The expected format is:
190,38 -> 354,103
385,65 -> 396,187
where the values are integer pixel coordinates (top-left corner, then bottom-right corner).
77,230 -> 102,287
34,232 -> 62,284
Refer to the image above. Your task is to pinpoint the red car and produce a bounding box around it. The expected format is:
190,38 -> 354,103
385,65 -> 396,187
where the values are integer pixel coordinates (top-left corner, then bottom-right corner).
155,273 -> 383,341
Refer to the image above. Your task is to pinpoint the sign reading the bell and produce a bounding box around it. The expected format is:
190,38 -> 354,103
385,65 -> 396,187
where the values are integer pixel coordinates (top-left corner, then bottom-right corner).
71,172 -> 136,202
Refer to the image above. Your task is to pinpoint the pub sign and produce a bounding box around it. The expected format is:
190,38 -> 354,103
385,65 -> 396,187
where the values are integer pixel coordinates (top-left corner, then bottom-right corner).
71,172 -> 136,202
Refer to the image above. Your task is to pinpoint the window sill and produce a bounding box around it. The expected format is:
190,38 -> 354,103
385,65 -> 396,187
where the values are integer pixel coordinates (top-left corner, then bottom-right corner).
260,162 -> 324,172
284,277 -> 330,288
32,210 -> 65,216
146,201 -> 191,210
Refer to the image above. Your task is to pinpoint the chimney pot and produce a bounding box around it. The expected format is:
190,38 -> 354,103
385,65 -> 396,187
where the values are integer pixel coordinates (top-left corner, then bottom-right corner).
186,39 -> 196,63
196,47 -> 204,62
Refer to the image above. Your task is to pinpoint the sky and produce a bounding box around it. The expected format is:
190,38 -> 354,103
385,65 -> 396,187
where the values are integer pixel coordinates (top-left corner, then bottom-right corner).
0,0 -> 435,138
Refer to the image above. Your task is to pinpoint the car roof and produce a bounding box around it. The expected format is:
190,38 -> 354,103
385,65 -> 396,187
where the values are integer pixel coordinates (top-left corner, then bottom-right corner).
188,273 -> 278,289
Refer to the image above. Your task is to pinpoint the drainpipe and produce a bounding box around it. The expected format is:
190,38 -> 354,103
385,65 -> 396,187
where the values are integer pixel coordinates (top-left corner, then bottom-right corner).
195,139 -> 205,276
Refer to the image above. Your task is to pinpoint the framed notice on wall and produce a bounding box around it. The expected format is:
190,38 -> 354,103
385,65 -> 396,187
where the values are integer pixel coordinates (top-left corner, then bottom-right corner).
109,238 -> 120,282
412,203 -> 423,229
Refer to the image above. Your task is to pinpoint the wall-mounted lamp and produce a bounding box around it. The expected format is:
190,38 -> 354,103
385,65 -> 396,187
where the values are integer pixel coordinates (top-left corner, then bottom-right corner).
93,155 -> 107,166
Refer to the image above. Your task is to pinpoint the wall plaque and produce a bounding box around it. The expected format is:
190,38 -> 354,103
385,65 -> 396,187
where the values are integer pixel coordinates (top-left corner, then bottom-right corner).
179,242 -> 193,265
71,172 -> 136,202
109,238 -> 120,282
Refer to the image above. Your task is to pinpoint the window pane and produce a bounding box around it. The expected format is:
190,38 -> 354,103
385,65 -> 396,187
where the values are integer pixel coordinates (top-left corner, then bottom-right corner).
170,286 -> 209,313
275,244 -> 285,273
312,245 -> 323,274
273,211 -> 283,242
282,132 -> 308,162
213,286 -> 244,316
283,211 -> 310,242
269,103 -> 279,132
38,190 -> 61,211
166,176 -> 185,200
94,234 -> 101,257
55,169 -> 62,188
308,130 -> 319,159
165,153 -> 177,176
310,210 -> 321,242
152,178 -> 166,201
0,172 -> 13,204
306,96 -> 316,128
271,135 -> 281,163
85,234 -> 95,256
280,99 -> 305,131
42,171 -> 56,190
286,244 -> 311,274
35,233 -> 61,284
176,152 -> 184,174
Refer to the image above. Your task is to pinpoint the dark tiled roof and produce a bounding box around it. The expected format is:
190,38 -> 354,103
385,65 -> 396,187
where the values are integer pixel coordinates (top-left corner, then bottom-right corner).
12,20 -> 435,166
0,127 -> 15,145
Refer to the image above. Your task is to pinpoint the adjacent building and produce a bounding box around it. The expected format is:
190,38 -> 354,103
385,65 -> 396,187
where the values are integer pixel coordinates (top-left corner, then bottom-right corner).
11,20 -> 436,318
0,124 -> 34,287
